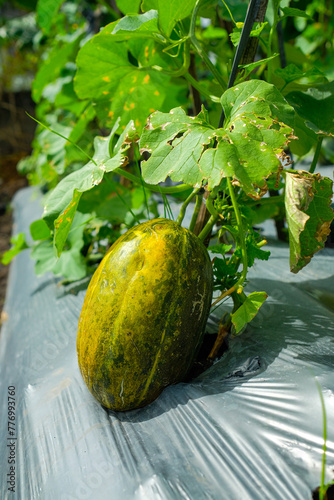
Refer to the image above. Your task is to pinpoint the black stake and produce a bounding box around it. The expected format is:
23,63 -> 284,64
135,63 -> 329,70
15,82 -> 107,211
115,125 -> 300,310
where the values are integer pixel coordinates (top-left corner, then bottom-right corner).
218,0 -> 262,128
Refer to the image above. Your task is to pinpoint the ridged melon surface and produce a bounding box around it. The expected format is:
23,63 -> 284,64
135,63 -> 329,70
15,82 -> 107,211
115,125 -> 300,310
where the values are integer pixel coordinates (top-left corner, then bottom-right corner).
77,218 -> 213,411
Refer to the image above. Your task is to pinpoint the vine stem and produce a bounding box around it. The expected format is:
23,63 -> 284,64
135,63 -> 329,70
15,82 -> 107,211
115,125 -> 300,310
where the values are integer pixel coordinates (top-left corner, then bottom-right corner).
26,112 -> 96,165
189,0 -> 226,90
211,285 -> 235,308
309,135 -> 324,174
184,73 -> 220,102
211,178 -> 248,307
113,168 -> 190,194
198,214 -> 218,241
189,192 -> 203,232
267,7 -> 279,84
197,196 -> 219,241
227,178 -> 248,288
176,187 -> 202,225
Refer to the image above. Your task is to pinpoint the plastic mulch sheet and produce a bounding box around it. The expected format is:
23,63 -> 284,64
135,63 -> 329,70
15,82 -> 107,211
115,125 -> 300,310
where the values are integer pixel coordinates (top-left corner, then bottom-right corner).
1,186 -> 334,500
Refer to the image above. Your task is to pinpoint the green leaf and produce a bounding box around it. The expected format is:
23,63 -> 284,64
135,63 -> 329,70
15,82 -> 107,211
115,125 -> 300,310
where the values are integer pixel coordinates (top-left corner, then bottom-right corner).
280,7 -> 312,20
30,219 -> 51,241
140,106 -> 215,187
79,179 -> 131,223
67,105 -> 96,145
113,119 -> 138,154
31,212 -> 87,281
37,122 -> 73,174
202,25 -> 228,40
275,64 -> 324,86
31,240 -> 57,275
115,0 -> 141,14
285,170 -> 334,273
221,80 -> 294,128
245,231 -> 270,267
74,34 -> 129,100
231,291 -> 268,335
239,54 -> 279,72
111,10 -> 159,37
75,29 -> 186,132
42,161 -> 102,227
36,0 -> 65,32
199,126 -> 281,197
212,256 -> 241,292
51,159 -> 127,256
285,82 -> 334,136
95,70 -> 168,132
230,22 -> 268,47
47,120 -> 134,258
142,0 -> 158,11
208,243 -> 233,255
32,31 -> 84,103
289,112 -> 317,157
157,0 -> 197,37
54,189 -> 82,257
54,80 -> 89,115
140,81 -> 295,197
1,233 -> 28,265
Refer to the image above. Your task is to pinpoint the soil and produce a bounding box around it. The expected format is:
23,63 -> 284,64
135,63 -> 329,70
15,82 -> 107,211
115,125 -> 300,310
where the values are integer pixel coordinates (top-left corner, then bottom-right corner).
0,154 -> 28,320
0,90 -> 35,323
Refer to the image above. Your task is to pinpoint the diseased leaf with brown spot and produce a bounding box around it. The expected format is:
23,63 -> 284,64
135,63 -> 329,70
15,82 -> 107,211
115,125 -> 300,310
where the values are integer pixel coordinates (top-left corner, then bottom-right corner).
285,170 -> 334,273
75,19 -> 187,132
140,81 -> 295,196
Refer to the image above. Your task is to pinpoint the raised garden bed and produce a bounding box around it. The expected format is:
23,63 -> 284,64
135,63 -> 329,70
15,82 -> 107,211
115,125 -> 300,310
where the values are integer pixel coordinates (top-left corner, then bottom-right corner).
1,186 -> 333,499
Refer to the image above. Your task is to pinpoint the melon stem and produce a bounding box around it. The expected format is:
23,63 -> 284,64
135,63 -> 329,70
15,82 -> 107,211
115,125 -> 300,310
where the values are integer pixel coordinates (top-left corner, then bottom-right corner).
198,195 -> 219,242
176,187 -> 202,226
189,193 -> 203,232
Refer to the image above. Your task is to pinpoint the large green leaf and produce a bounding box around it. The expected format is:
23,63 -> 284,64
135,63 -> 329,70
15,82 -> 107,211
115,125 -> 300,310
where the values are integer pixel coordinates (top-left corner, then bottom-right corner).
285,170 -> 334,273
74,34 -> 130,99
74,26 -> 186,132
140,106 -> 215,187
95,70 -> 168,132
140,81 -> 295,197
285,82 -> 334,136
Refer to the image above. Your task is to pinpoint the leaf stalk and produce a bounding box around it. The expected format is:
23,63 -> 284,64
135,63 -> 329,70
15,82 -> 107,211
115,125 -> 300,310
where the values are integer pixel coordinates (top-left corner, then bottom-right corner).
309,135 -> 324,174
189,0 -> 226,90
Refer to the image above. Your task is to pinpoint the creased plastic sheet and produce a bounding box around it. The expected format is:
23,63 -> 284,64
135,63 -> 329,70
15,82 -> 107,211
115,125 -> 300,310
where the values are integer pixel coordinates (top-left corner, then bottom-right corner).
1,187 -> 334,500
